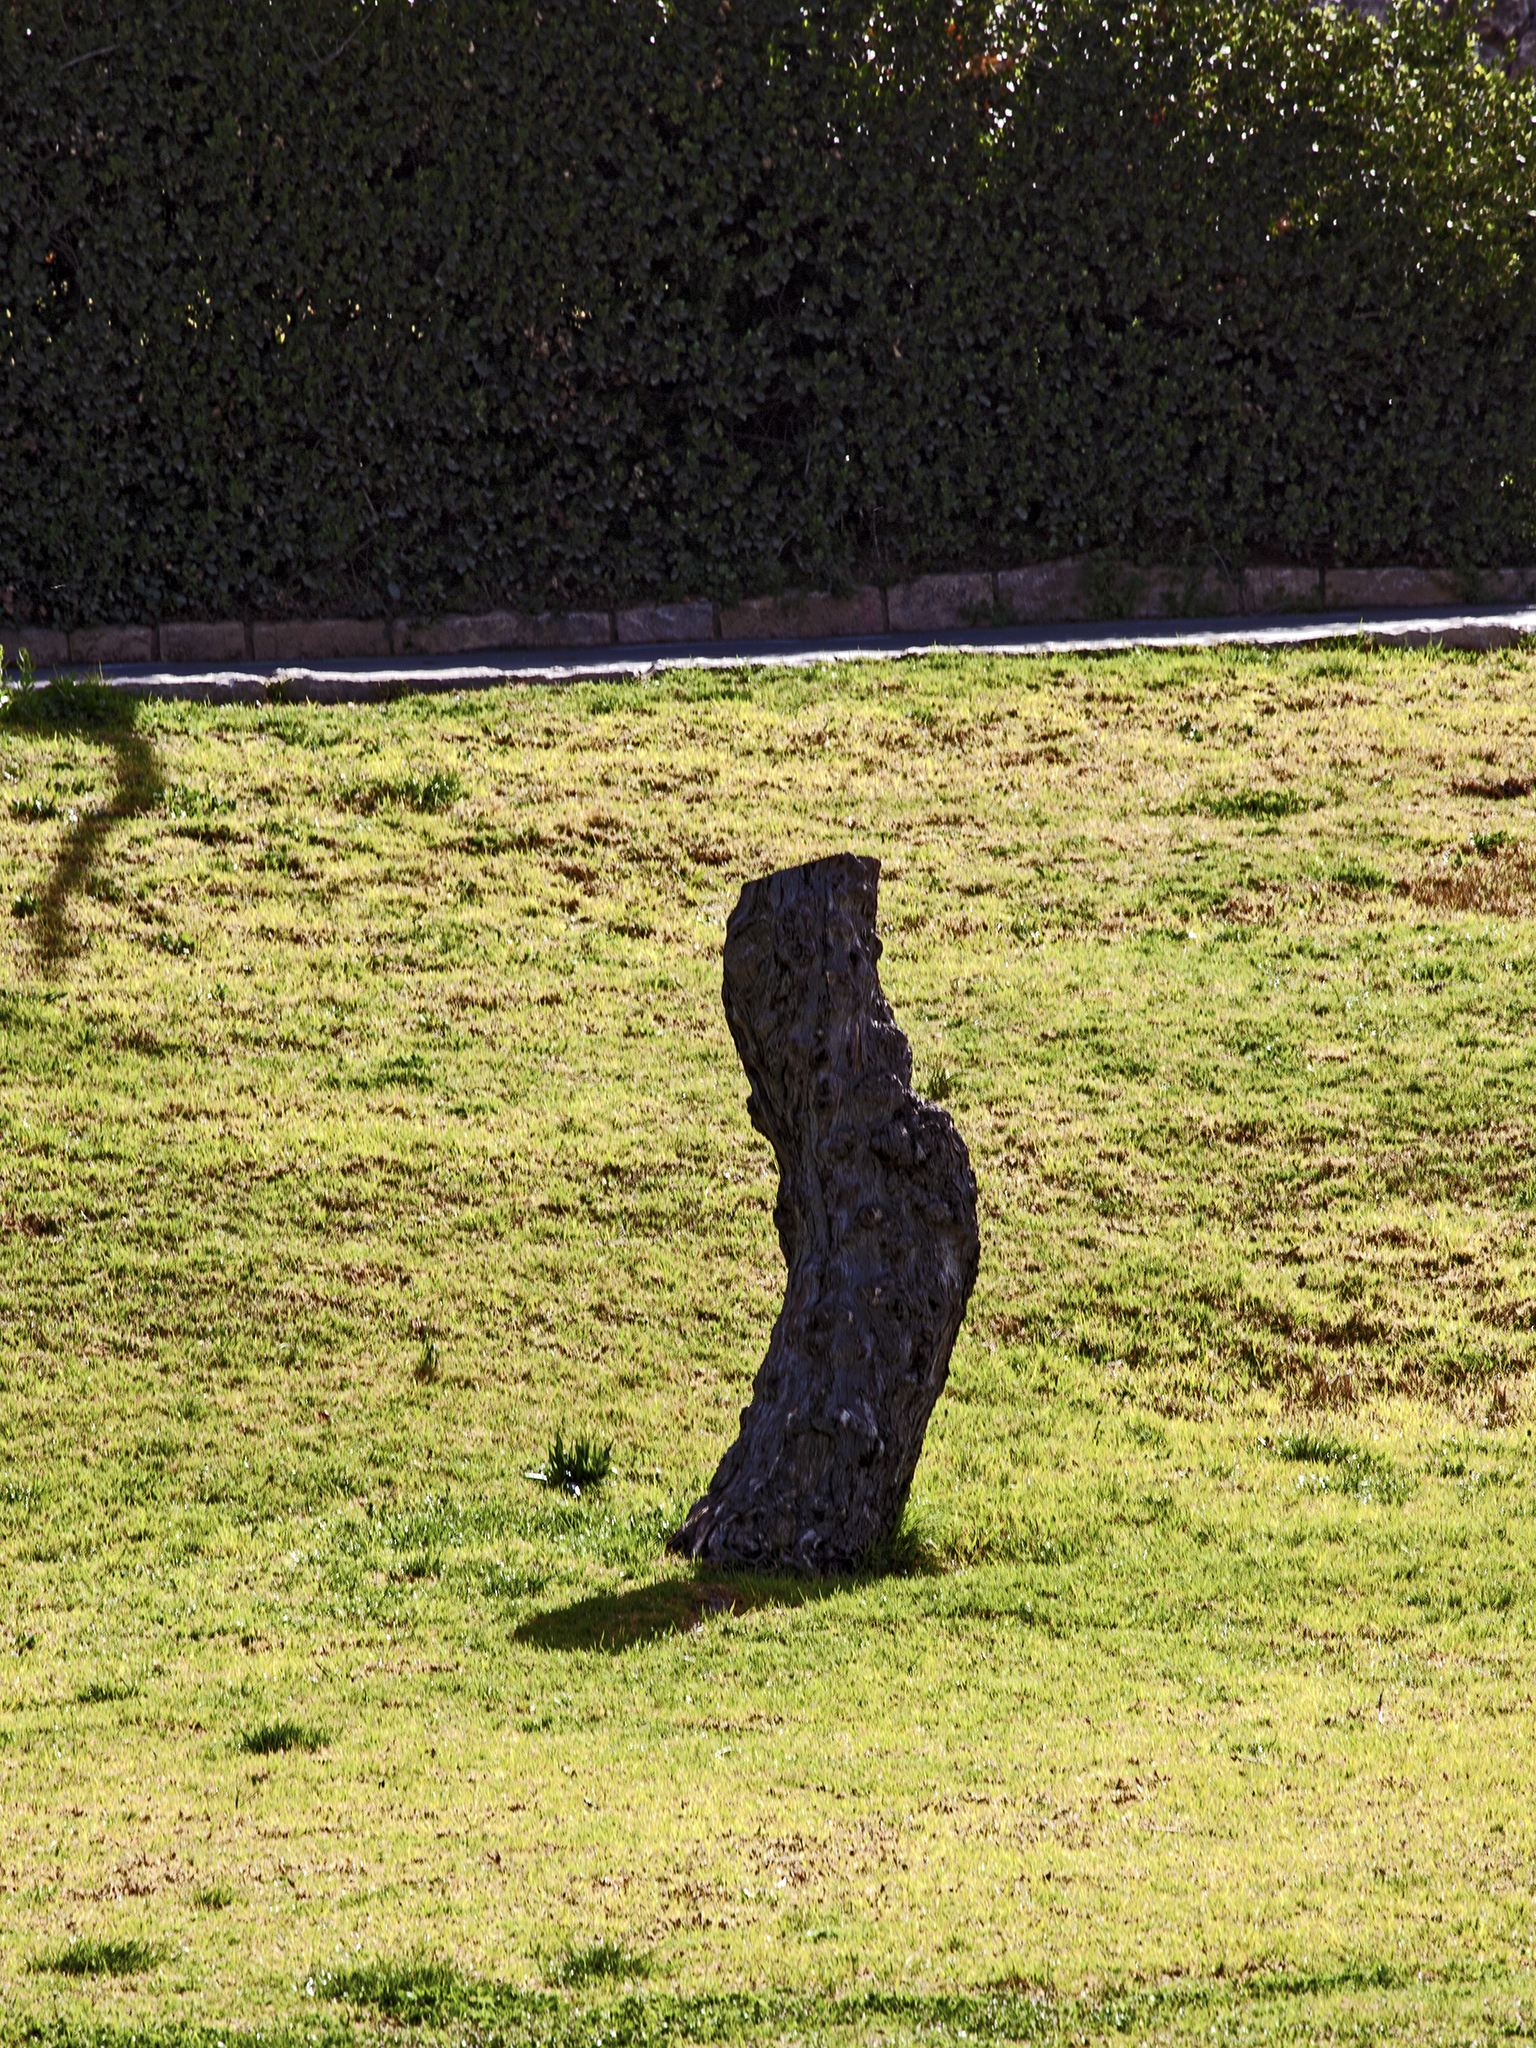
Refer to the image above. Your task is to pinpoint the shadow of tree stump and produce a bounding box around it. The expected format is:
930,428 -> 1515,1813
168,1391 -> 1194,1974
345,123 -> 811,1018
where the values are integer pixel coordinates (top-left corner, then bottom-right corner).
4,677 -> 162,972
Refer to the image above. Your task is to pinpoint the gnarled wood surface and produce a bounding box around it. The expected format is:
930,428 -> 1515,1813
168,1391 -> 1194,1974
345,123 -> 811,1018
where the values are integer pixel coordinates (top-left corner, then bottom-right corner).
669,853 -> 980,1573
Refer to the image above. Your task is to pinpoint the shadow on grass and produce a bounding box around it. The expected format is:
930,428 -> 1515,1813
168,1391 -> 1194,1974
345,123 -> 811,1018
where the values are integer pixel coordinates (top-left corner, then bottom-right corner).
240,1717 -> 328,1755
3,674 -> 162,973
319,1949 -> 1431,2042
29,1936 -> 165,1977
512,1506 -> 950,1653
511,1573 -> 829,1653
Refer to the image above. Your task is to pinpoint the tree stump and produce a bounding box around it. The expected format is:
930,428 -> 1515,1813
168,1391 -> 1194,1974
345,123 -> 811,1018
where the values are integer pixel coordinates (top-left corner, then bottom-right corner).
669,853 -> 980,1573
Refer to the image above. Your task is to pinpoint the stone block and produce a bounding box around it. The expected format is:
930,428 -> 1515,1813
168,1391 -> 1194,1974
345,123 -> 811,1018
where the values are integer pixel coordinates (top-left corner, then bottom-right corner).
252,618 -> 390,662
529,610 -> 613,648
720,588 -> 885,640
1490,568 -> 1536,603
615,602 -> 714,645
1366,620 -> 1531,653
887,573 -> 995,633
7,628 -> 69,670
1439,622 -> 1535,651
1244,567 -> 1324,614
396,612 -> 534,655
995,560 -> 1088,622
70,625 -> 152,666
161,619 -> 247,664
1327,567 -> 1456,610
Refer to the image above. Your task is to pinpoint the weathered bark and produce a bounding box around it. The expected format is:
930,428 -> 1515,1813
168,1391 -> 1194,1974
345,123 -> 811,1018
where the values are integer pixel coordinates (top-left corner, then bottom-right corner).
669,853 -> 980,1574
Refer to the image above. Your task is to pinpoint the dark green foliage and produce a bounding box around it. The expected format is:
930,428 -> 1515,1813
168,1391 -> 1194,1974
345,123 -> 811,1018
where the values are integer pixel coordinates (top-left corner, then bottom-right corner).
544,1427 -> 613,1495
1,2 -> 1533,621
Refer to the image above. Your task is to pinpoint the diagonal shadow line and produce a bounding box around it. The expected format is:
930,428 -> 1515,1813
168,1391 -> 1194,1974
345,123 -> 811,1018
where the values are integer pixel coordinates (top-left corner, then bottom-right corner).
31,710 -> 162,973
511,1573 -> 833,1654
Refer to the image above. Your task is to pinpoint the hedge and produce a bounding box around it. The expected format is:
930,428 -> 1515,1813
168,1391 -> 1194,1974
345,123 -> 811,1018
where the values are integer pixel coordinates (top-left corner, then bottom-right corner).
2,0 -> 1534,630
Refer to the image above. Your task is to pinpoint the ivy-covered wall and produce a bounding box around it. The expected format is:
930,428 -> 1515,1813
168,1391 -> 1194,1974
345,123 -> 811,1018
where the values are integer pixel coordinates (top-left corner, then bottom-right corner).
3,0 -> 1533,630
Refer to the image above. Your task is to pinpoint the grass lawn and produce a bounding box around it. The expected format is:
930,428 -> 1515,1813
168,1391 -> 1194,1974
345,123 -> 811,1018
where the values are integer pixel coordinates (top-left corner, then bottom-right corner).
2,641 -> 1535,2046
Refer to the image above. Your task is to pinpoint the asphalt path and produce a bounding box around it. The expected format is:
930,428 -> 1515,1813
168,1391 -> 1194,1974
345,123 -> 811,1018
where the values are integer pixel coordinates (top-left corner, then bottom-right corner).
34,601 -> 1536,704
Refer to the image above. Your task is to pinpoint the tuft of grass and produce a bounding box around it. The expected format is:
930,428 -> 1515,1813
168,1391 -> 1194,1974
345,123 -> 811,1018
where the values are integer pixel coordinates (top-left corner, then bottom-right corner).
343,768 -> 462,815
1203,788 -> 1313,820
31,1937 -> 164,1977
0,667 -> 129,732
9,794 -> 59,822
542,1426 -> 613,1495
413,1336 -> 441,1384
1331,856 -> 1388,891
11,891 -> 38,917
548,1939 -> 651,1987
240,1718 -> 328,1756
159,782 -> 234,817
0,643 -> 38,693
404,769 -> 463,812
1273,1433 -> 1411,1505
321,1952 -> 470,2022
922,1059 -> 955,1103
75,1677 -> 137,1705
193,1882 -> 235,1909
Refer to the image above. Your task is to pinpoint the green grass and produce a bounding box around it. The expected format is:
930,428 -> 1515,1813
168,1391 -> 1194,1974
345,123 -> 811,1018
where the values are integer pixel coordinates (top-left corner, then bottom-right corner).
2,642 -> 1536,2043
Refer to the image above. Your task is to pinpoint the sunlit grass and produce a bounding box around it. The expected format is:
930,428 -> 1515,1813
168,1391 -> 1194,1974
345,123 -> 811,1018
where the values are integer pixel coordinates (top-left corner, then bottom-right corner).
1,643 -> 1535,2042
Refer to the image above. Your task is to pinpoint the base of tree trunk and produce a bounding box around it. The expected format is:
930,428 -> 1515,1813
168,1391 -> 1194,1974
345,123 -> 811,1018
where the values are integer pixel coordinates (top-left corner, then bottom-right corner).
668,853 -> 980,1574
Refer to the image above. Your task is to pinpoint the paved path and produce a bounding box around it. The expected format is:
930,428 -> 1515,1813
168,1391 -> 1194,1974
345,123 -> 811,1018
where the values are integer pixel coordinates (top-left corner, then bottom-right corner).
46,602 -> 1536,704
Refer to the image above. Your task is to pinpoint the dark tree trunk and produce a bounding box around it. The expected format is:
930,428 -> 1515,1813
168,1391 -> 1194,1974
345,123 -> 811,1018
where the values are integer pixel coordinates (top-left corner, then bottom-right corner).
669,853 -> 980,1574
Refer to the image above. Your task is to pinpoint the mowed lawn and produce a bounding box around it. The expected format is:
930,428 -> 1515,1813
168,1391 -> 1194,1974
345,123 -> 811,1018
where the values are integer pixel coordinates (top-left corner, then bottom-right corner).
2,643 -> 1536,2046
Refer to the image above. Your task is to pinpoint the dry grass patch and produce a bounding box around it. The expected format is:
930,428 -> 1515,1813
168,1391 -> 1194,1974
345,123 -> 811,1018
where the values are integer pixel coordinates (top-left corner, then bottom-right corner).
1411,835 -> 1536,915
